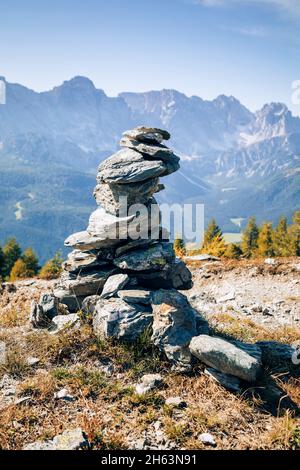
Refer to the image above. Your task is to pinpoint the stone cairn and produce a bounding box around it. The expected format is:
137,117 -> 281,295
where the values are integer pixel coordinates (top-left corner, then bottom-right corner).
31,126 -> 264,380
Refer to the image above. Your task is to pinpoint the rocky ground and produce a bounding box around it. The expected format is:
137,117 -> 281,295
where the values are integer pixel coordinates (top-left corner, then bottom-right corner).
0,258 -> 299,450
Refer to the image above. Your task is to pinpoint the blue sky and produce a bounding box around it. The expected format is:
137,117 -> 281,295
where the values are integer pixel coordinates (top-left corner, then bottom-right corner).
0,0 -> 299,114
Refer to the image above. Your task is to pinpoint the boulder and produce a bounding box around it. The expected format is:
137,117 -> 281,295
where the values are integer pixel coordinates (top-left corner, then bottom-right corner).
122,126 -> 171,144
135,374 -> 163,395
93,298 -> 153,342
189,335 -> 262,382
82,295 -> 102,315
64,230 -> 121,251
151,289 -> 201,367
53,289 -> 83,313
100,273 -> 129,299
117,289 -> 152,305
114,243 -> 175,271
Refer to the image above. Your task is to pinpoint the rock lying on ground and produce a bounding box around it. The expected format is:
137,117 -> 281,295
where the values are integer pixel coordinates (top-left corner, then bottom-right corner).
135,374 -> 163,395
189,335 -> 262,382
23,428 -> 88,451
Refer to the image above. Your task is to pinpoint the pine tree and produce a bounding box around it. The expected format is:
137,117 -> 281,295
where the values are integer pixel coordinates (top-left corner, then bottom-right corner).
0,246 -> 5,280
288,210 -> 300,256
22,248 -> 39,277
273,216 -> 290,257
9,259 -> 28,281
174,237 -> 186,257
203,219 -> 222,247
3,238 -> 22,278
257,222 -> 274,257
241,217 -> 259,258
224,243 -> 243,259
202,233 -> 226,257
39,252 -> 63,280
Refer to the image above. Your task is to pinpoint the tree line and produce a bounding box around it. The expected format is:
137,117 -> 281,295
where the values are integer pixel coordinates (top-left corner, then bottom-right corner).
0,238 -> 63,281
174,210 -> 300,259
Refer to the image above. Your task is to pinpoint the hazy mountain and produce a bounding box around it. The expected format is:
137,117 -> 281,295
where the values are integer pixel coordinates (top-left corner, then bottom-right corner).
0,76 -> 299,260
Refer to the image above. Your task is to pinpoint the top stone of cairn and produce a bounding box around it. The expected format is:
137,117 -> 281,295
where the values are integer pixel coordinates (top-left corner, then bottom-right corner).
122,126 -> 171,144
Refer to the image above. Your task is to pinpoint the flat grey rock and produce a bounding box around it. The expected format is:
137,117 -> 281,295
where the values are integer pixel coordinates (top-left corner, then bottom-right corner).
190,335 -> 262,382
135,259 -> 193,290
63,249 -> 109,273
39,293 -> 58,319
24,428 -> 88,451
165,396 -> 187,408
120,137 -> 180,163
64,230 -> 121,251
122,126 -> 170,144
151,289 -> 202,367
49,314 -> 80,334
57,267 -> 117,297
93,298 -> 153,342
30,301 -> 53,329
97,148 -> 168,184
117,289 -> 152,305
100,273 -> 129,299
53,289 -> 84,313
204,367 -> 241,393
114,242 -> 175,271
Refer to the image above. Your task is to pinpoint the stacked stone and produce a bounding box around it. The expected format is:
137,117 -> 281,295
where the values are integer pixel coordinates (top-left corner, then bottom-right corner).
52,127 -> 206,367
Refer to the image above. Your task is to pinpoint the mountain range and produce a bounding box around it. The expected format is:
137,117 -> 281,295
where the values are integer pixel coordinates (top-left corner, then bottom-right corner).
0,76 -> 299,261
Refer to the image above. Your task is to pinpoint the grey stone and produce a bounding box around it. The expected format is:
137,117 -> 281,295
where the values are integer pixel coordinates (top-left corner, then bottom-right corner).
117,289 -> 152,305
189,335 -> 262,382
136,259 -> 193,290
151,290 -> 201,367
26,357 -> 40,366
100,273 -> 129,299
64,230 -> 121,251
115,239 -> 159,258
165,396 -> 187,408
0,342 -> 6,365
204,367 -> 241,393
122,126 -> 171,144
135,374 -> 163,395
24,428 -> 88,451
120,138 -> 180,164
114,243 -> 175,271
82,295 -> 102,315
93,298 -> 153,342
39,293 -> 58,319
97,148 -> 168,184
94,178 -> 161,216
49,314 -> 80,334
30,301 -> 53,329
256,341 -> 295,366
63,249 -> 109,273
57,267 -> 117,297
199,433 -> 216,447
53,289 -> 83,313
54,388 -> 75,401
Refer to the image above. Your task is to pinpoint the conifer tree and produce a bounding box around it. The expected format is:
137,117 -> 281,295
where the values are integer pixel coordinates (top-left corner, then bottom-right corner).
3,238 -> 22,278
288,210 -> 300,256
203,219 -> 222,247
39,252 -> 63,280
0,246 -> 5,280
174,237 -> 186,257
9,259 -> 28,281
224,243 -> 243,259
273,216 -> 290,257
241,217 -> 259,258
22,248 -> 39,277
257,222 -> 274,257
